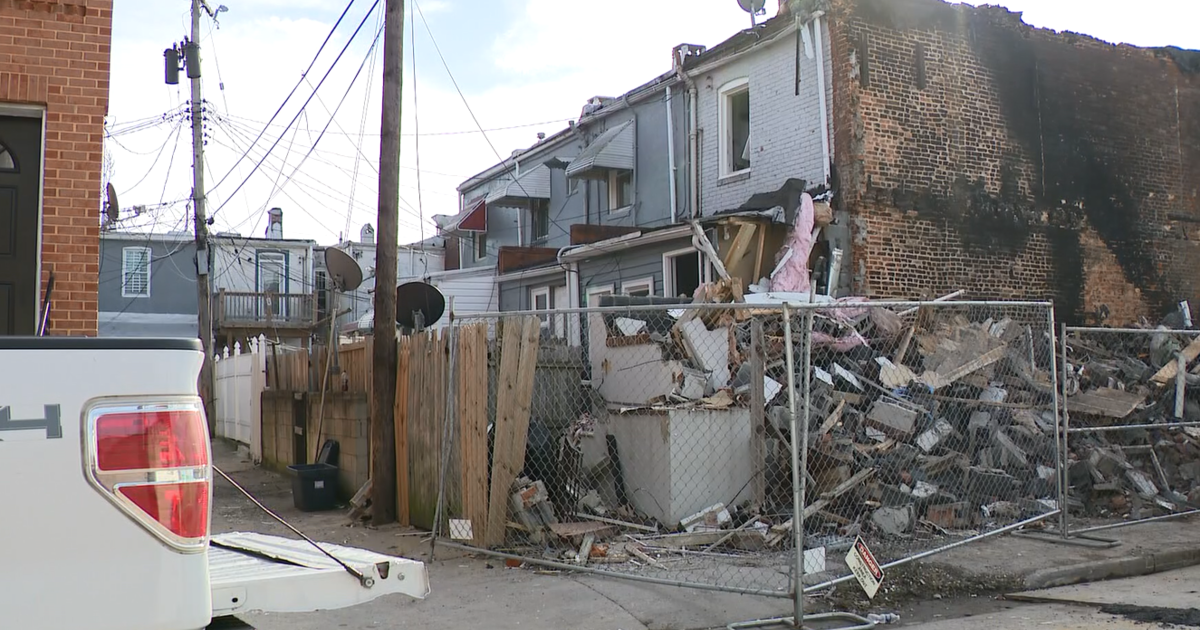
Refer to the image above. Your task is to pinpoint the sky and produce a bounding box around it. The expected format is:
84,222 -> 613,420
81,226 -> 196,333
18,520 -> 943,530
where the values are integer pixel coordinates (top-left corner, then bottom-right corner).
103,0 -> 1200,247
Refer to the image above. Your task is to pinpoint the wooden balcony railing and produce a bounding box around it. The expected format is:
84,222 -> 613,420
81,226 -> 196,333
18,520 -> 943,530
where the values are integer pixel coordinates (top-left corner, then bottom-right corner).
215,290 -> 317,330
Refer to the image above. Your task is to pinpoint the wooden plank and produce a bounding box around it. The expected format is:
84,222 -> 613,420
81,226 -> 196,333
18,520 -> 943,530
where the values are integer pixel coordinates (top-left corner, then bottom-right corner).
458,324 -> 489,545
1152,336 -> 1200,384
752,222 -> 767,283
920,345 -> 1006,390
817,399 -> 846,437
409,330 -> 448,529
750,320 -> 767,508
485,317 -> 541,548
1069,387 -> 1144,418
721,222 -> 758,272
394,336 -> 411,526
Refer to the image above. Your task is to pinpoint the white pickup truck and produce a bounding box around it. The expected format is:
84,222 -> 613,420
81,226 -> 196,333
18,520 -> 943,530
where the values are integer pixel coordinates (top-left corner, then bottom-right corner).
0,337 -> 428,629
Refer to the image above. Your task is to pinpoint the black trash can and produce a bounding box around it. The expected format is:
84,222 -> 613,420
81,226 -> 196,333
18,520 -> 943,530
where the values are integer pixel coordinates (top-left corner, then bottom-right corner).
288,463 -> 339,512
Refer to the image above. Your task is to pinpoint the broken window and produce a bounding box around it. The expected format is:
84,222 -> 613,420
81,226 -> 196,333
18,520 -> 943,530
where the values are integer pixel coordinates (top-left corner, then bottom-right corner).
664,250 -> 702,298
720,78 -> 751,175
607,170 -> 632,212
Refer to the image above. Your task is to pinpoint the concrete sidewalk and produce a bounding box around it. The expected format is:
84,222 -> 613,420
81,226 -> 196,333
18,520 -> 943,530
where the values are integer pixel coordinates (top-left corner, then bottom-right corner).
211,441 -> 1200,630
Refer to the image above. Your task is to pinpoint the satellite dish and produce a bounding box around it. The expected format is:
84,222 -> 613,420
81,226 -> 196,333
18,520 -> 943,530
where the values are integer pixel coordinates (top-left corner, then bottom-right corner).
104,182 -> 120,224
324,247 -> 363,292
737,0 -> 766,13
396,281 -> 445,329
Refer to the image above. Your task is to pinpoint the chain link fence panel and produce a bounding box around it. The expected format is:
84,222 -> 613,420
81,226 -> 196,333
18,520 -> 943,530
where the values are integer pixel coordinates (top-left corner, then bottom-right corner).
429,300 -> 1061,599
1059,327 -> 1200,539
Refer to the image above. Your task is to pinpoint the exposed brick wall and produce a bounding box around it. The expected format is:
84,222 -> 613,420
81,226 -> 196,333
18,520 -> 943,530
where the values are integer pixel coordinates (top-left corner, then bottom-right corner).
0,0 -> 111,335
829,0 -> 1200,324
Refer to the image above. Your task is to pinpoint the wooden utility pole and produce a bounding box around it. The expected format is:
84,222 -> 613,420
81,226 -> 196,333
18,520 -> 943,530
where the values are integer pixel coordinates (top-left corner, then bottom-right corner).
371,0 -> 404,524
190,0 -> 215,428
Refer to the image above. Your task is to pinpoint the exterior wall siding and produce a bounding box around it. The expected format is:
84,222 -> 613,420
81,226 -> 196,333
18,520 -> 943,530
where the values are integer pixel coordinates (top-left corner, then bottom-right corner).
98,233 -> 197,315
498,271 -> 567,312
696,21 -> 834,216
576,236 -> 693,299
0,0 -> 114,335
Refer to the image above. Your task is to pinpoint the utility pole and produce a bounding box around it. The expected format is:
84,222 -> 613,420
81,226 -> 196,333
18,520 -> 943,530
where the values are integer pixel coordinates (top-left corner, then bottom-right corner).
371,0 -> 404,524
189,0 -> 215,428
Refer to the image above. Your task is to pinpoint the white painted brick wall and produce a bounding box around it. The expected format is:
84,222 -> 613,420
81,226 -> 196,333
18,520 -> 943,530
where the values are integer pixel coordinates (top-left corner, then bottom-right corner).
697,20 -> 834,215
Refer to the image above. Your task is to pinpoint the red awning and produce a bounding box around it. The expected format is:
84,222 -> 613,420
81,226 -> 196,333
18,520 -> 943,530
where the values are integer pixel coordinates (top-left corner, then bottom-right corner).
456,198 -> 487,232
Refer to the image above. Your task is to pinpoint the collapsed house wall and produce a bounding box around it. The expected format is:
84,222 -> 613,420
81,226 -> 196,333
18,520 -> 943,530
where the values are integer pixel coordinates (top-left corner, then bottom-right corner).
829,0 -> 1200,323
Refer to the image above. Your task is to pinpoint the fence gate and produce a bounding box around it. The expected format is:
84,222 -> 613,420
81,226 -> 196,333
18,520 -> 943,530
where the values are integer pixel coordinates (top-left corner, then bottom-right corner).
1042,326 -> 1200,546
214,336 -> 267,461
427,300 -> 1062,621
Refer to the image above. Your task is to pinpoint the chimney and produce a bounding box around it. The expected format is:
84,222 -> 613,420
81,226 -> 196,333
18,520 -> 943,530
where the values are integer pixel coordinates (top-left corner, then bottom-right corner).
265,207 -> 283,239
360,223 -> 375,244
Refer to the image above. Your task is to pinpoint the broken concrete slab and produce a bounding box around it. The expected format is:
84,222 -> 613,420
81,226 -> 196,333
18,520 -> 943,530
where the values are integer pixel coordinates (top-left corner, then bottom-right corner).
866,400 -> 919,437
871,505 -> 914,537
917,419 -> 955,453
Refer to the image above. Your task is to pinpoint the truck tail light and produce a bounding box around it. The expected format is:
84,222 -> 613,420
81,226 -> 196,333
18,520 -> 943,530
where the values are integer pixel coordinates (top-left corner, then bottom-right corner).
85,399 -> 211,552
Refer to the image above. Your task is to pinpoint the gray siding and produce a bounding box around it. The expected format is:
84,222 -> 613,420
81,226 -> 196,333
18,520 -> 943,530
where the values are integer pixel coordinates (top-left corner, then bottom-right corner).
577,236 -> 693,300
98,235 -> 198,316
697,20 -> 834,214
498,272 -> 567,312
577,88 -> 689,232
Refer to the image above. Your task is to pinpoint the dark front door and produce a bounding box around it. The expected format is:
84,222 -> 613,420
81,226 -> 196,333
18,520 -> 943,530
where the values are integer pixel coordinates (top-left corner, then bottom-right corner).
0,116 -> 41,336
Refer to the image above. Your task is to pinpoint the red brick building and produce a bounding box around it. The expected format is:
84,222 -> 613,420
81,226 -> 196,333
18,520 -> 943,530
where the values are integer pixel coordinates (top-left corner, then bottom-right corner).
825,0 -> 1200,323
0,0 -> 112,336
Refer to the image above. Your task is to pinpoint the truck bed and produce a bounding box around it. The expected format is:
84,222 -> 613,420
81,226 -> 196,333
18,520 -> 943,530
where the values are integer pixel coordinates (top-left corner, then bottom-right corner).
210,532 -> 429,617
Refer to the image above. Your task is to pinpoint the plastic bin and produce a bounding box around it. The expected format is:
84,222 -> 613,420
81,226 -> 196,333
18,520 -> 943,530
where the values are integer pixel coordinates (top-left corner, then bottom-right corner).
288,463 -> 339,512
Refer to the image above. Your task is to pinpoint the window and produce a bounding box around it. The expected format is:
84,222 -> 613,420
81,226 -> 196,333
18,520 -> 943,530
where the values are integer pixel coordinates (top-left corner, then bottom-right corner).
663,248 -> 703,298
121,247 -> 151,298
719,78 -> 751,176
607,170 -> 632,213
531,286 -> 552,327
0,140 -> 15,172
530,198 -> 550,244
586,284 -> 614,307
474,232 -> 488,260
622,277 -> 654,297
315,270 -> 328,317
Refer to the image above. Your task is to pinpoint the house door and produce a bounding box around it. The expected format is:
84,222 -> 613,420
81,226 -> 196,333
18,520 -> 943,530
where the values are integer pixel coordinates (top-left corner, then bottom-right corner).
257,252 -> 287,321
0,116 -> 41,336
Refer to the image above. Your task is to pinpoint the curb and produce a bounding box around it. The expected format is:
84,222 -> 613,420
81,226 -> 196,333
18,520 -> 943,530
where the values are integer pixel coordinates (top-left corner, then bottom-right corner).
1021,547 -> 1200,590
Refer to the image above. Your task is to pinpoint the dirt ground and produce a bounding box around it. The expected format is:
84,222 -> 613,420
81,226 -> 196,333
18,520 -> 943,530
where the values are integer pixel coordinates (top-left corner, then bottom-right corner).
209,440 -> 1200,629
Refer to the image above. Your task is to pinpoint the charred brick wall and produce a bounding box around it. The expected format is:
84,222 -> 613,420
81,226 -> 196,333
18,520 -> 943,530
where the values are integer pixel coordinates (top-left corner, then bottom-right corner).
829,0 -> 1200,323
0,0 -> 112,335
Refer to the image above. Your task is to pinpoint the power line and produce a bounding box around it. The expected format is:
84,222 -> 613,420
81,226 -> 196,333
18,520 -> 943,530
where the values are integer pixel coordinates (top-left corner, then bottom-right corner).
224,112 -> 573,138
206,0 -> 360,197
410,1 -> 426,253
207,0 -> 381,221
115,117 -> 187,196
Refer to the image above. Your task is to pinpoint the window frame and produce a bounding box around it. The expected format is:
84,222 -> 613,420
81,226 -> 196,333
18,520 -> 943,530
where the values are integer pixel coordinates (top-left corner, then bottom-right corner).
718,77 -> 752,178
621,277 -> 655,297
607,169 -> 633,215
585,283 -> 615,308
530,198 -> 550,244
662,247 -> 713,298
530,285 -> 552,328
121,246 -> 152,298
474,232 -> 488,261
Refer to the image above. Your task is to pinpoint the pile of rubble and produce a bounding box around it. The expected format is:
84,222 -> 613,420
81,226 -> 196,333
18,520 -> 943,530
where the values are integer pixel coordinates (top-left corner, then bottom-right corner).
1063,329 -> 1200,520
514,295 -> 1076,566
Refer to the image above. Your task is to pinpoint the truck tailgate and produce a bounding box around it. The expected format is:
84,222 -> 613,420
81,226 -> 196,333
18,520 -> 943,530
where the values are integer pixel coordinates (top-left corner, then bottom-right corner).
209,532 -> 429,618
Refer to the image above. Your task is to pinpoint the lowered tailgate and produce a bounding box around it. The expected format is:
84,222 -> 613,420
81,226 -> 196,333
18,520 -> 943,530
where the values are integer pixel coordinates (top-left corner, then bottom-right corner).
209,532 -> 429,617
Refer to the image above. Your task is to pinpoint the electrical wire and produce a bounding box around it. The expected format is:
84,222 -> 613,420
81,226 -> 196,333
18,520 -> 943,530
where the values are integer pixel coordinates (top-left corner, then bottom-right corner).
206,0 -> 361,197
208,0 -> 382,220
410,2 -> 427,263
344,3 -> 383,242
114,118 -> 187,196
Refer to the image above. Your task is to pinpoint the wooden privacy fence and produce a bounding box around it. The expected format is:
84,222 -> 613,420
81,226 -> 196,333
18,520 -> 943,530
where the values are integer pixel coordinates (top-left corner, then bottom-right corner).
397,316 -> 540,538
268,338 -> 374,394
262,316 -> 542,540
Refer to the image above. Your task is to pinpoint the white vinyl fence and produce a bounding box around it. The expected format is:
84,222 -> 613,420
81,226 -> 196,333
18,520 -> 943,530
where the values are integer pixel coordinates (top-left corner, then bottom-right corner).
214,335 -> 268,463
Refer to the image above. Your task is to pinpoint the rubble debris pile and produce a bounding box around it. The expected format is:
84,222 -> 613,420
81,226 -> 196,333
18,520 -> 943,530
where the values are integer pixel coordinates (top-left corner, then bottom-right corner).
1062,328 -> 1200,522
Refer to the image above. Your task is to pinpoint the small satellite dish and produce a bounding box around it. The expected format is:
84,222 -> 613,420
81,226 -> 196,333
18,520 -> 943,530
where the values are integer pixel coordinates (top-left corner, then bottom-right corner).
737,0 -> 766,13
104,182 -> 120,224
396,281 -> 445,329
324,247 -> 363,292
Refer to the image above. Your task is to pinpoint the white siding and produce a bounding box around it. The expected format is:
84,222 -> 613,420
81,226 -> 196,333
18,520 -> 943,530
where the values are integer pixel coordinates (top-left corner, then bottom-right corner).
697,20 -> 834,214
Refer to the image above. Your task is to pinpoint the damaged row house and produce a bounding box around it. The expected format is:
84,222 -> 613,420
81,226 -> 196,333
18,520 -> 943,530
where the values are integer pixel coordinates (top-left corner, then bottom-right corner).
432,0 -> 1200,330
420,0 -> 1200,555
